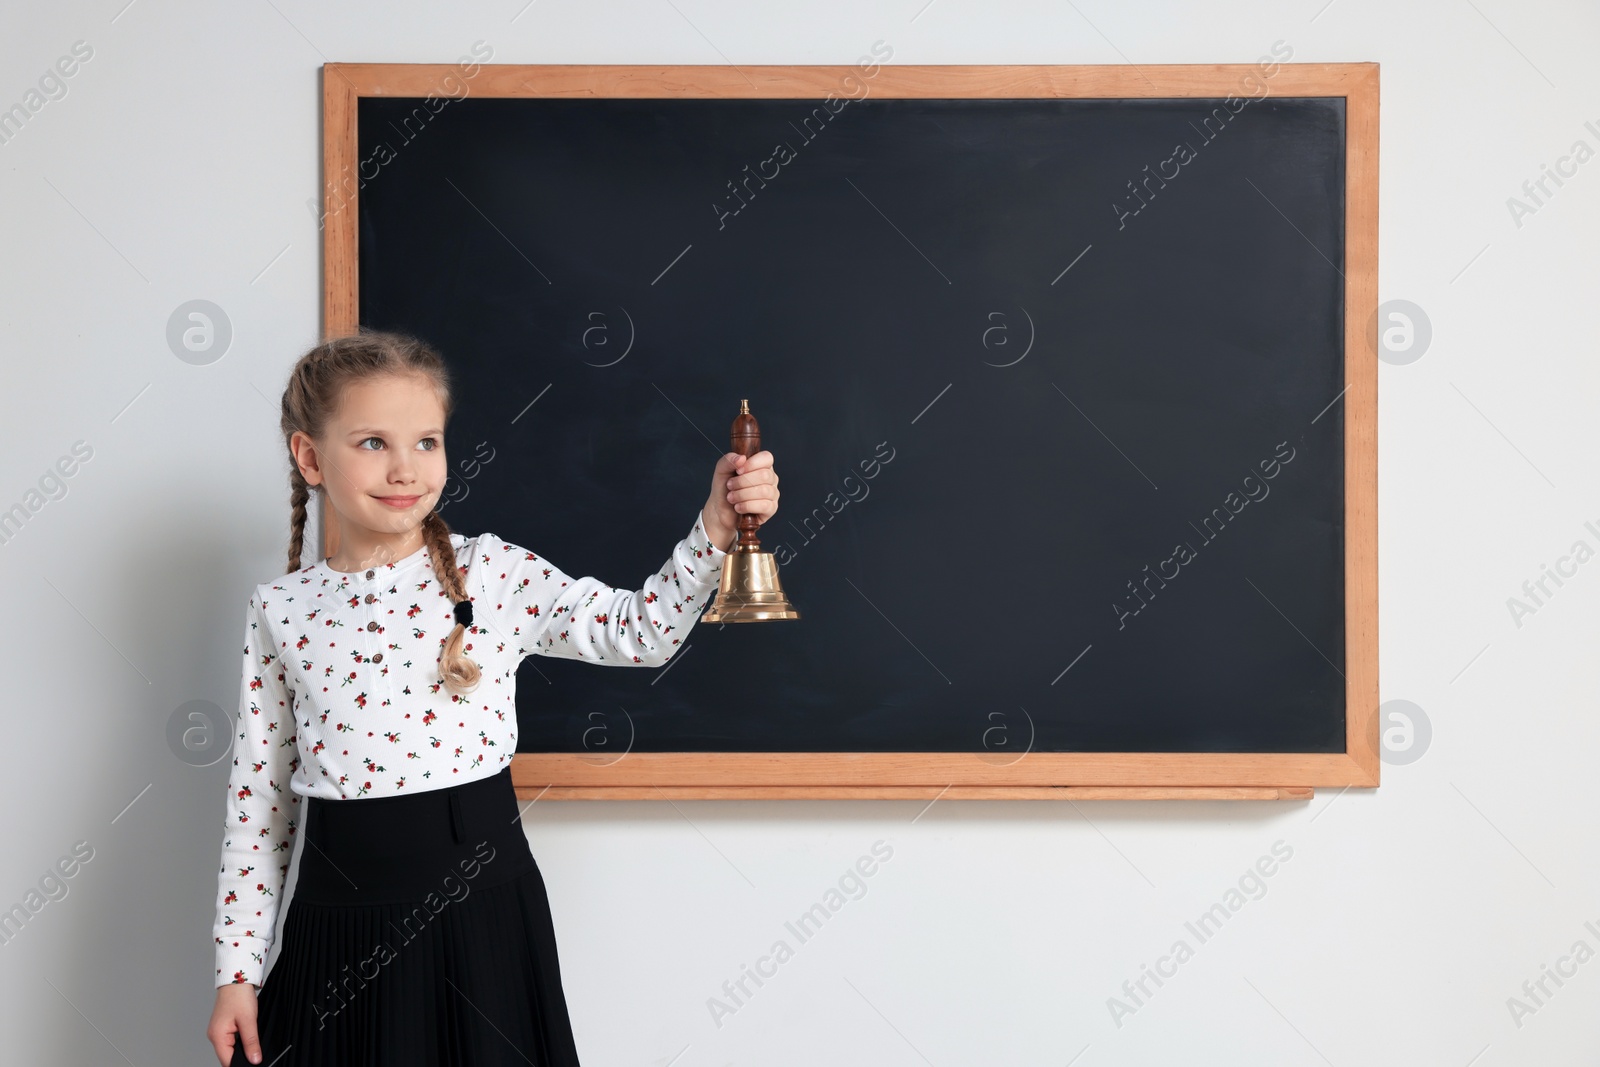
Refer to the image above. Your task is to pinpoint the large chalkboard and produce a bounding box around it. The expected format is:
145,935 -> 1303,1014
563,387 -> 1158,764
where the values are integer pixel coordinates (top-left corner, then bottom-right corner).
323,62 -> 1379,796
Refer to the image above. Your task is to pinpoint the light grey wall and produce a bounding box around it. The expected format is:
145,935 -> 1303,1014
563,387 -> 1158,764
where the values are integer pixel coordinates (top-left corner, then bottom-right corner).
2,1 -> 1597,1063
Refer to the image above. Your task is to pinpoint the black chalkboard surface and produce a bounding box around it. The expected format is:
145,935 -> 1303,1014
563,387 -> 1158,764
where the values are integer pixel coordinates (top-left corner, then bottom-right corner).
355,90 -> 1349,759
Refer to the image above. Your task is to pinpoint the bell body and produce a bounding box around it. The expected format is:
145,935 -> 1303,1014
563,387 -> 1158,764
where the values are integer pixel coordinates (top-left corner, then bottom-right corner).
702,544 -> 800,623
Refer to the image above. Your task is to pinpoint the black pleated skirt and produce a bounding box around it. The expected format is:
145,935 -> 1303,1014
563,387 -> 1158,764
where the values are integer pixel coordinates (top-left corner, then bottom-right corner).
232,766 -> 581,1066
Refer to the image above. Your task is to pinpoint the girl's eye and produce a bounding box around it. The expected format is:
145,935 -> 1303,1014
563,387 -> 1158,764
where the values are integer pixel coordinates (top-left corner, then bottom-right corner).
418,438 -> 439,451
359,437 -> 384,450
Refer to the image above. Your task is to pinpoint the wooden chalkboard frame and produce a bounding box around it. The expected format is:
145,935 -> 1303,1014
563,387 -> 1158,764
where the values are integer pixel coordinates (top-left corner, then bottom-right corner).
319,62 -> 1378,801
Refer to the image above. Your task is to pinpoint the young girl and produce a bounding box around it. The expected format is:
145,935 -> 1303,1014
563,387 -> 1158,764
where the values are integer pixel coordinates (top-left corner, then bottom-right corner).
205,329 -> 779,1066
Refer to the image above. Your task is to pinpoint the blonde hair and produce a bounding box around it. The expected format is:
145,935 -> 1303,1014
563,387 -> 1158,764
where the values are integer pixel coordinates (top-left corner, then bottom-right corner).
279,327 -> 480,696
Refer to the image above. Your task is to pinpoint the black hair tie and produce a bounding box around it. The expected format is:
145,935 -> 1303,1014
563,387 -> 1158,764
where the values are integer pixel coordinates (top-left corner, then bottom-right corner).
454,599 -> 473,628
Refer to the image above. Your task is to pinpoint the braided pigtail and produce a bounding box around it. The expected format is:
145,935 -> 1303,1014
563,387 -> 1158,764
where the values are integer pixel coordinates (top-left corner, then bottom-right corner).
422,509 -> 481,696
285,466 -> 313,574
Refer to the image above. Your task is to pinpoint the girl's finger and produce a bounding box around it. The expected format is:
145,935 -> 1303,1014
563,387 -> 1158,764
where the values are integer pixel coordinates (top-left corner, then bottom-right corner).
728,468 -> 776,491
727,480 -> 778,501
737,450 -> 773,471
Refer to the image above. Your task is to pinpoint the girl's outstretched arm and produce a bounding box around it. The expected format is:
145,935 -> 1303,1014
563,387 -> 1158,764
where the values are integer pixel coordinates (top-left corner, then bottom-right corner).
475,509 -> 728,667
473,450 -> 780,665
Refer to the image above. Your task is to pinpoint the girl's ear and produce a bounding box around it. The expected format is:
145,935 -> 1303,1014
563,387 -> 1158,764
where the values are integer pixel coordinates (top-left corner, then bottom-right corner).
289,430 -> 323,488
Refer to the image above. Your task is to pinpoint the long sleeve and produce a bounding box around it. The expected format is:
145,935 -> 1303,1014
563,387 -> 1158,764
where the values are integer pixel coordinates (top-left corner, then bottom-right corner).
213,585 -> 302,988
475,509 -> 728,667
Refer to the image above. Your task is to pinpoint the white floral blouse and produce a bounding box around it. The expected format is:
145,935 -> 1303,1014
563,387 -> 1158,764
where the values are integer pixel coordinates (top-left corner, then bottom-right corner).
213,511 -> 727,987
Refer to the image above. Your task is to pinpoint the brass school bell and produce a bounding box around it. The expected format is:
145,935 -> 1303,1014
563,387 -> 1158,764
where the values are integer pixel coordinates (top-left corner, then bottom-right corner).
702,399 -> 800,623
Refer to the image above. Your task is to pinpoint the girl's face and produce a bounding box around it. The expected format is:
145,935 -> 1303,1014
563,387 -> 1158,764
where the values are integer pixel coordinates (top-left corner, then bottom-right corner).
296,373 -> 448,552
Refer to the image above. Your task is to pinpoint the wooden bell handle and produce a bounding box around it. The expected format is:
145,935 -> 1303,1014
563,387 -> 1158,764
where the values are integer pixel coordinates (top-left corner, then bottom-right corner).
729,399 -> 762,551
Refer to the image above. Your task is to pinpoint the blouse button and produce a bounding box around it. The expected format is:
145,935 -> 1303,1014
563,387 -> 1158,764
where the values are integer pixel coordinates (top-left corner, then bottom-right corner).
365,569 -> 375,579
371,653 -> 383,663
366,621 -> 378,631
364,593 -> 376,603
